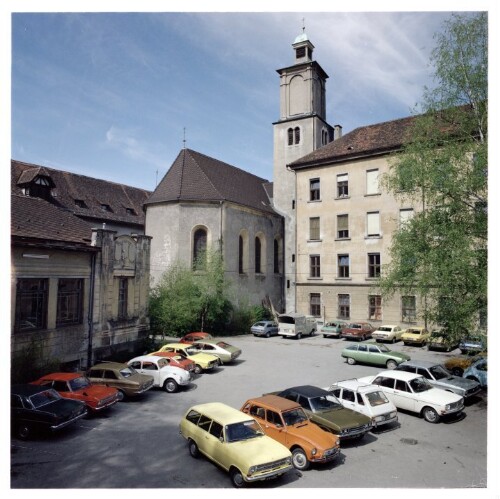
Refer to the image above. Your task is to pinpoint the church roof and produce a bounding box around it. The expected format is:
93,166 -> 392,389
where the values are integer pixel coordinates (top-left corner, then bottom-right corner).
145,148 -> 276,214
289,114 -> 417,169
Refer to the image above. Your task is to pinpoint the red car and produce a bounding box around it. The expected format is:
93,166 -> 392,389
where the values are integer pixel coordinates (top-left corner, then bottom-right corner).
31,372 -> 120,412
148,351 -> 196,373
341,322 -> 374,341
179,332 -> 213,344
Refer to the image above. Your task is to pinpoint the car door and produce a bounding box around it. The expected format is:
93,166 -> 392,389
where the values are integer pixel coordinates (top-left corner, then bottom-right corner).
136,361 -> 160,386
391,379 -> 417,412
368,344 -> 383,365
339,388 -> 357,411
356,343 -> 369,363
203,419 -> 227,469
264,409 -> 288,447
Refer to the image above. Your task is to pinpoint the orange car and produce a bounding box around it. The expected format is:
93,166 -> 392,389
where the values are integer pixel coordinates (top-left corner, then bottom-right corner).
179,332 -> 213,344
240,395 -> 340,470
31,372 -> 120,411
149,351 -> 196,373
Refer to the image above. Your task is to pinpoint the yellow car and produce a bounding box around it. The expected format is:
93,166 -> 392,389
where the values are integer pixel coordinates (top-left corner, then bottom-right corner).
180,402 -> 293,488
401,327 -> 430,347
152,343 -> 219,374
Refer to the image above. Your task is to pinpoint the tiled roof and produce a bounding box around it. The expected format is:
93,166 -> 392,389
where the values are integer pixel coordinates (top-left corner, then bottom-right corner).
11,194 -> 93,247
289,114 -> 417,168
145,149 -> 276,215
11,160 -> 151,226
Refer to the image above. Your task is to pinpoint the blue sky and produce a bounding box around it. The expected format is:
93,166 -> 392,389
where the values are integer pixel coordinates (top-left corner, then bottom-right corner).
10,8 -> 468,191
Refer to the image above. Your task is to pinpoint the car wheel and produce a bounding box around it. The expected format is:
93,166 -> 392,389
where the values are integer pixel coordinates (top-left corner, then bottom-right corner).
16,422 -> 32,440
188,439 -> 200,458
164,378 -> 179,393
265,332 -> 270,338
422,406 -> 440,424
392,337 -> 396,344
296,333 -> 302,340
230,467 -> 246,488
117,390 -> 125,401
386,359 -> 398,370
451,367 -> 464,377
194,364 -> 203,375
292,448 -> 310,470
347,357 -> 356,365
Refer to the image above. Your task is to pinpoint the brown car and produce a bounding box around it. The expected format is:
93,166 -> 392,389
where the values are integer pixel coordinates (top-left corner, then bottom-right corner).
240,395 -> 340,470
444,353 -> 487,377
149,351 -> 196,373
87,362 -> 154,398
341,322 -> 374,341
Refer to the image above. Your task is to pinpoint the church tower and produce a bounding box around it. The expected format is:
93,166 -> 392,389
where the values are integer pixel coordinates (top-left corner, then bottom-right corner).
273,30 -> 337,312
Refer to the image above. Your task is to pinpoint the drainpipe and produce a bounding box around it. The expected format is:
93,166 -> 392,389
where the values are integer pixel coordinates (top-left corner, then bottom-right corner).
87,251 -> 96,370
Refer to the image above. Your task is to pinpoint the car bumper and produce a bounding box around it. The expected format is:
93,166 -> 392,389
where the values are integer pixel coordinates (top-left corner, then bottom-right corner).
372,413 -> 398,428
50,410 -> 87,431
245,464 -> 293,482
310,447 -> 341,463
93,396 -> 120,411
339,425 -> 372,439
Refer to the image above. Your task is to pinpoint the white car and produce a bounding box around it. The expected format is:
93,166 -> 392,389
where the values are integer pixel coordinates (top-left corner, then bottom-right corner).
371,325 -> 404,343
358,370 -> 464,424
325,379 -> 398,429
127,355 -> 192,393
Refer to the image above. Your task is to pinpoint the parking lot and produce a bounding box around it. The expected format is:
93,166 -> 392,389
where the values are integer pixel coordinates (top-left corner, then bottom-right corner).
11,333 -> 488,489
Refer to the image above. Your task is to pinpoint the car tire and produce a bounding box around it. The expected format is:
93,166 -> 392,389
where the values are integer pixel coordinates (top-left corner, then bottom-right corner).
164,378 -> 179,393
386,360 -> 398,370
188,439 -> 200,458
347,357 -> 356,365
230,467 -> 246,488
265,332 -> 270,338
117,390 -> 125,401
451,367 -> 464,377
296,333 -> 302,340
194,365 -> 203,375
292,448 -> 310,470
15,422 -> 33,440
422,406 -> 440,424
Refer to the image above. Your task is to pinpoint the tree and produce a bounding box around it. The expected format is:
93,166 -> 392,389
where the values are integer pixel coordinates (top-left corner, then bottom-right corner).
149,248 -> 232,337
379,13 -> 487,339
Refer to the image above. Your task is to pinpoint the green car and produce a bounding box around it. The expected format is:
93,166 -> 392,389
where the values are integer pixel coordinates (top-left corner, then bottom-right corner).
274,385 -> 372,440
190,339 -> 242,364
341,341 -> 410,370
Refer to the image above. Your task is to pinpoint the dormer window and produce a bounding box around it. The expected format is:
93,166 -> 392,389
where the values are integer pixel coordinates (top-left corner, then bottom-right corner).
125,207 -> 137,216
26,175 -> 53,201
74,199 -> 88,209
101,203 -> 113,212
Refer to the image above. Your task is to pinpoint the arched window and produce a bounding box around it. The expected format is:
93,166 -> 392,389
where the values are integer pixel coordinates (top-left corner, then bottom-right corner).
238,236 -> 244,274
255,237 -> 262,274
294,127 -> 300,144
287,128 -> 293,146
193,228 -> 207,270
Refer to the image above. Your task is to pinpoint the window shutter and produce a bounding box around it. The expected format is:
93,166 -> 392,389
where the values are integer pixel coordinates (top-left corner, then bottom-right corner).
366,169 -> 379,194
337,214 -> 348,230
367,212 -> 380,236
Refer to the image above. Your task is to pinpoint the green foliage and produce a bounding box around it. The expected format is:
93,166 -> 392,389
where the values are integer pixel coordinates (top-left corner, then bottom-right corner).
379,13 -> 487,339
226,304 -> 273,335
149,248 -> 232,337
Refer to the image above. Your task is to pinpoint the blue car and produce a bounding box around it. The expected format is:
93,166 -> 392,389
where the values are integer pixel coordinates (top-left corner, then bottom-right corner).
463,359 -> 487,388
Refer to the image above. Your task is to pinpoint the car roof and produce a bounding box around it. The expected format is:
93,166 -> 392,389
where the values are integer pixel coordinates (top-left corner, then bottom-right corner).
331,379 -> 381,392
12,384 -> 54,396
163,343 -> 188,348
281,385 -> 329,397
244,395 -> 300,411
194,339 -> 219,345
90,362 -> 127,370
128,355 -> 163,363
374,325 -> 398,329
189,402 -> 254,424
37,372 -> 84,381
375,370 -> 422,381
399,360 -> 439,369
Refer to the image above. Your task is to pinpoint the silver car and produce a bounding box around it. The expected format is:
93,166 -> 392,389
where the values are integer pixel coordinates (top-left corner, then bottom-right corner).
396,360 -> 481,398
251,321 -> 279,338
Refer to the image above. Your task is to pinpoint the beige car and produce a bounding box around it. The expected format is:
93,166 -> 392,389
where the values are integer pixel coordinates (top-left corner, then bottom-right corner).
401,327 -> 430,346
179,402 -> 293,488
371,325 -> 405,343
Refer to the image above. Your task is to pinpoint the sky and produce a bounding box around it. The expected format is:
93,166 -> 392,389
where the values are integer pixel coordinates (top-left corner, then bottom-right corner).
8,5 -> 483,192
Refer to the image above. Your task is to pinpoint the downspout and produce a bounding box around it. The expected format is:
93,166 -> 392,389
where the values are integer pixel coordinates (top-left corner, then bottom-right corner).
87,251 -> 96,370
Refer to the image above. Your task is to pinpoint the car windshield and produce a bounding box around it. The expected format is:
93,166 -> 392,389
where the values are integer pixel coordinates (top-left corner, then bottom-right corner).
254,322 -> 266,327
29,389 -> 61,408
429,365 -> 451,379
378,327 -> 393,332
217,342 -> 230,348
69,376 -> 91,390
377,344 -> 390,352
347,324 -> 362,329
409,376 -> 433,393
282,408 -> 308,426
119,367 -> 136,378
309,394 -> 343,412
225,420 -> 264,442
184,347 -> 198,355
365,390 -> 389,406
407,329 -> 421,334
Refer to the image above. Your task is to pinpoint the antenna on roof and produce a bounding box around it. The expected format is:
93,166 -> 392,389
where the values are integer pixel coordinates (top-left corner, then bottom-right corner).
183,127 -> 186,149
302,17 -> 306,33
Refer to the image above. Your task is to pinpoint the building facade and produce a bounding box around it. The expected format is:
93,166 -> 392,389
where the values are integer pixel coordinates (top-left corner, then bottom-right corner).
144,148 -> 284,311
11,160 -> 152,373
288,117 -> 424,327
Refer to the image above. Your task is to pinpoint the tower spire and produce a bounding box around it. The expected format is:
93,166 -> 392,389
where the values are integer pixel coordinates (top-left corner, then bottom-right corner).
183,127 -> 186,149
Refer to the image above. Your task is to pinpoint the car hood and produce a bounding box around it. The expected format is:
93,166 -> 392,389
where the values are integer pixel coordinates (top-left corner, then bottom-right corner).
77,384 -> 117,399
43,398 -> 86,417
434,376 -> 479,390
417,387 -> 463,404
228,436 -> 291,464
224,346 -> 242,355
310,406 -> 371,429
287,421 -> 339,449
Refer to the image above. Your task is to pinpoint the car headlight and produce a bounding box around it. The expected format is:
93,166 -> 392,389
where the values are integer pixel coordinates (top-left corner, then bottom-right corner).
311,448 -> 317,456
341,428 -> 348,434
374,415 -> 384,422
286,457 -> 292,465
249,466 -> 257,475
445,404 -> 451,411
